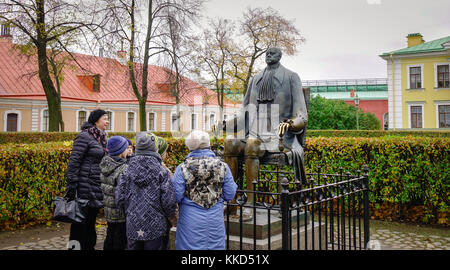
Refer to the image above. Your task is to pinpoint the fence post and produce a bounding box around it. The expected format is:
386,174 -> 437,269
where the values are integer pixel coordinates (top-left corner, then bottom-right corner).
363,165 -> 370,249
281,177 -> 290,250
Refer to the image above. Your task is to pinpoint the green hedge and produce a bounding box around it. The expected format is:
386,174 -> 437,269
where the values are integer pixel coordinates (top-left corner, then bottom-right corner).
0,136 -> 448,230
0,130 -> 448,145
307,130 -> 450,138
305,136 -> 449,224
0,131 -> 173,144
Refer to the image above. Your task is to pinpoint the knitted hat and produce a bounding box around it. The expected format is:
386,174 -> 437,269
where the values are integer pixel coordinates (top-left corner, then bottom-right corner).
88,109 -> 107,125
185,130 -> 210,151
107,136 -> 128,156
135,132 -> 156,155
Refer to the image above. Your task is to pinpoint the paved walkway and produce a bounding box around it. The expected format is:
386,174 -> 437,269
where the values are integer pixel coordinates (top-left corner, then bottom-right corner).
370,229 -> 449,250
1,225 -> 448,250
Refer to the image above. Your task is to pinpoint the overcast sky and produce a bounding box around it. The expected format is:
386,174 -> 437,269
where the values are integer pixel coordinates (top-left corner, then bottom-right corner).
202,0 -> 450,81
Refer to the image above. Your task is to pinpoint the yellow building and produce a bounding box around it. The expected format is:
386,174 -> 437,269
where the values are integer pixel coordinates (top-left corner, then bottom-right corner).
380,33 -> 450,130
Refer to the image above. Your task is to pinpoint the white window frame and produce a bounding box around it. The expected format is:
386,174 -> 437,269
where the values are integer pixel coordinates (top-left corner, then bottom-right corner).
170,112 -> 179,131
434,101 -> 450,128
434,62 -> 450,89
40,108 -> 49,132
4,109 -> 22,132
383,112 -> 389,130
190,113 -> 198,130
209,113 -> 216,131
406,64 -> 424,89
407,102 -> 425,129
105,110 -> 114,132
147,111 -> 157,132
76,109 -> 89,132
126,111 -> 136,132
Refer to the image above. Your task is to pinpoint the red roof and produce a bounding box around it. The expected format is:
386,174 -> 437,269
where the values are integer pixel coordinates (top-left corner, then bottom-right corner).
0,38 -> 236,107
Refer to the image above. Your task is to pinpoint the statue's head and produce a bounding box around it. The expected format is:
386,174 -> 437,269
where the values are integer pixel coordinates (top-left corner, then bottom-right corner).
265,47 -> 282,65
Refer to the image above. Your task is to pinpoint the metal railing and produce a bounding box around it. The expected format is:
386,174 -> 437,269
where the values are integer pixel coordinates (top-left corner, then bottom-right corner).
224,165 -> 370,250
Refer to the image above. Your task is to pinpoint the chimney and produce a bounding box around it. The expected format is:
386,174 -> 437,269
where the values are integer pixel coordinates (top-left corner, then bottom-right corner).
407,33 -> 424,48
0,24 -> 12,43
99,47 -> 104,58
117,50 -> 126,59
116,40 -> 127,64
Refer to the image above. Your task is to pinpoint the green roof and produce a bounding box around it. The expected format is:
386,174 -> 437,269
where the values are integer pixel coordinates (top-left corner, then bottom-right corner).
310,84 -> 387,93
381,36 -> 450,56
312,91 -> 387,100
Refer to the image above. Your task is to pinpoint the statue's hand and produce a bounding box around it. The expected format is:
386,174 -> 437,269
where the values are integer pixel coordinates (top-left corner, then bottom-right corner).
277,119 -> 293,137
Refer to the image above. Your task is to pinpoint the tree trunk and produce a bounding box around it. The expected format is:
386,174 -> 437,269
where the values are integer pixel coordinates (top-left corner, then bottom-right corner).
242,56 -> 256,96
176,101 -> 181,132
37,48 -> 64,131
35,0 -> 63,132
139,99 -> 147,131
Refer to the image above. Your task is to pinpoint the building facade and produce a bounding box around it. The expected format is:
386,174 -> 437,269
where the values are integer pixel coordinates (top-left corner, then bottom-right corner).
380,33 -> 450,130
0,32 -> 238,133
303,78 -> 388,129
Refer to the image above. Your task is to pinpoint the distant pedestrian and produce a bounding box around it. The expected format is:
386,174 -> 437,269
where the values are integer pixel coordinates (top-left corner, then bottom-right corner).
116,132 -> 177,250
152,133 -> 171,175
100,136 -> 130,250
66,109 -> 108,250
172,130 -> 237,250
125,137 -> 134,161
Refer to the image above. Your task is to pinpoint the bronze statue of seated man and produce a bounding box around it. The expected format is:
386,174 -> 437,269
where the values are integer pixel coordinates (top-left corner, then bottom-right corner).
213,47 -> 308,209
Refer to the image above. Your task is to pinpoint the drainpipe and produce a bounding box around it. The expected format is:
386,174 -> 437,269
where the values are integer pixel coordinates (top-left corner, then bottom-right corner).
390,53 -> 396,131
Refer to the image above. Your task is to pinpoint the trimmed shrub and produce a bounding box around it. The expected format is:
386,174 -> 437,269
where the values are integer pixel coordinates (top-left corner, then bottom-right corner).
305,136 -> 449,224
0,136 -> 448,230
307,130 -> 450,138
0,131 -> 173,144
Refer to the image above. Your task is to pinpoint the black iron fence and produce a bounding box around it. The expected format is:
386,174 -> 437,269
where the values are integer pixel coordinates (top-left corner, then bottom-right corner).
224,165 -> 370,250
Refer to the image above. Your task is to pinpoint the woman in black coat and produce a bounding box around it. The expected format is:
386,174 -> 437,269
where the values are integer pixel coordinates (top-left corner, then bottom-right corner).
66,109 -> 109,250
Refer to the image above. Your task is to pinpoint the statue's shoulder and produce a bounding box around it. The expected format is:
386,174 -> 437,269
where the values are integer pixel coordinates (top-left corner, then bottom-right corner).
280,64 -> 298,77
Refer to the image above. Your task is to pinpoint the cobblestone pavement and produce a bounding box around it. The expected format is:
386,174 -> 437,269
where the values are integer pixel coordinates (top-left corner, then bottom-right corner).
370,229 -> 450,250
1,225 -> 107,250
1,225 -> 448,250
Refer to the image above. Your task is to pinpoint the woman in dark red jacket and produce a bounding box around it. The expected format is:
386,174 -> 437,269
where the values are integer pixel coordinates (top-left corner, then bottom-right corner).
66,109 -> 109,250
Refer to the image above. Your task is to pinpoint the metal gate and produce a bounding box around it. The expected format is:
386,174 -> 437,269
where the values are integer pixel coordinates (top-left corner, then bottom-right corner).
224,165 -> 370,250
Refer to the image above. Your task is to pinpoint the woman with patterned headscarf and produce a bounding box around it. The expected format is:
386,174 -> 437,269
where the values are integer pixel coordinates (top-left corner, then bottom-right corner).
172,130 -> 237,250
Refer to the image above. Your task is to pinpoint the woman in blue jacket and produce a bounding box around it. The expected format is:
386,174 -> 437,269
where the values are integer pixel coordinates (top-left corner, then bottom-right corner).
172,130 -> 237,250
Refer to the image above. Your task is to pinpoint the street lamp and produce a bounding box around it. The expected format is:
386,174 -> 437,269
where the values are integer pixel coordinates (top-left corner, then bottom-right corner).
354,94 -> 360,130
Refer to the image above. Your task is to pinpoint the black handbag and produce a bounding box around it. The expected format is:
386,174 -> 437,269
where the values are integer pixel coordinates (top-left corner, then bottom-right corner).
52,192 -> 89,224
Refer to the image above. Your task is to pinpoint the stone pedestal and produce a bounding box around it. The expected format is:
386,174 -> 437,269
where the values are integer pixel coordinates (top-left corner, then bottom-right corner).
226,208 -> 309,239
168,208 -> 326,250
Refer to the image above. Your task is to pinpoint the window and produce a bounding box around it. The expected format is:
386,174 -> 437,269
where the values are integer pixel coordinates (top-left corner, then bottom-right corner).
171,113 -> 178,131
41,109 -> 49,132
6,113 -> 18,132
410,67 -> 421,89
209,114 -> 215,130
437,65 -> 449,88
410,106 -> 423,128
438,105 -> 450,128
93,75 -> 100,92
191,113 -> 197,130
78,110 -> 87,131
127,112 -> 135,132
148,112 -> 156,131
106,111 -> 113,131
